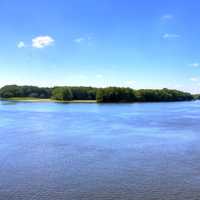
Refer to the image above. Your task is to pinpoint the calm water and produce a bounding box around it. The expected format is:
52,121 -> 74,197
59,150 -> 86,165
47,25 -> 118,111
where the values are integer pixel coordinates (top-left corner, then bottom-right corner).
0,101 -> 200,200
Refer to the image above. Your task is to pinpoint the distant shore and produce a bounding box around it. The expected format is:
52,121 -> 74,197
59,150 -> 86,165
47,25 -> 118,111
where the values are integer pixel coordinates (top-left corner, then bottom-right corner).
0,97 -> 96,103
0,85 -> 196,103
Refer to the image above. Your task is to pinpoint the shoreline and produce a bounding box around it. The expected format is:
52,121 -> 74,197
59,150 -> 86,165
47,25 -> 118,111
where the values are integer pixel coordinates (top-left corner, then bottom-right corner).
0,97 -> 198,104
0,98 -> 97,103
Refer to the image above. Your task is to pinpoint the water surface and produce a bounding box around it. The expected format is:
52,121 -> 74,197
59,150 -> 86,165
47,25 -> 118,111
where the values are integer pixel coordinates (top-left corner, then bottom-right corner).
0,101 -> 200,200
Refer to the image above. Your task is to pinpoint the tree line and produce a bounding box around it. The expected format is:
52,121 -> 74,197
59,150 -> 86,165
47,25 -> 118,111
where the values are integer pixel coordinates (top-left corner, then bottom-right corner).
0,85 -> 52,99
0,85 -> 194,102
96,87 -> 193,102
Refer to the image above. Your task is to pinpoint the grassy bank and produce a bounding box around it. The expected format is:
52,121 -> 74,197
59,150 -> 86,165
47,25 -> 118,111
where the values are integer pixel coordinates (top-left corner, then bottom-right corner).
0,97 -> 96,103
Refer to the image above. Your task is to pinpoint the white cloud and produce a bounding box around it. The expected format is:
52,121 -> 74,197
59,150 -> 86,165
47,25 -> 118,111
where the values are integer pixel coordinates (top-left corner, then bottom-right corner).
190,63 -> 200,68
161,14 -> 173,20
17,41 -> 25,48
73,37 -> 85,43
162,33 -> 180,39
190,77 -> 199,82
32,36 -> 54,48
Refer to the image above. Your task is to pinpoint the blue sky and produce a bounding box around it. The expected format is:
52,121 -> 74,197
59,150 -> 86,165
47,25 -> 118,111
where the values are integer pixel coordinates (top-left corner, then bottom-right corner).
0,0 -> 200,93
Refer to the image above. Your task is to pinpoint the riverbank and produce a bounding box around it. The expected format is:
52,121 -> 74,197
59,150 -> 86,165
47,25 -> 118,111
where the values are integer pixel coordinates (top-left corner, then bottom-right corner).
1,97 -> 197,104
0,97 -> 96,103
0,85 -> 195,103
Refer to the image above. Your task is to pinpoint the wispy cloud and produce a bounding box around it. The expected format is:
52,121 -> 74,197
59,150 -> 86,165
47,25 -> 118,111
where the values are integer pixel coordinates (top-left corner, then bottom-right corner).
32,36 -> 54,48
124,80 -> 137,87
190,77 -> 199,82
190,63 -> 200,68
73,35 -> 93,45
73,37 -> 85,43
161,14 -> 173,20
162,33 -> 180,39
17,41 -> 25,48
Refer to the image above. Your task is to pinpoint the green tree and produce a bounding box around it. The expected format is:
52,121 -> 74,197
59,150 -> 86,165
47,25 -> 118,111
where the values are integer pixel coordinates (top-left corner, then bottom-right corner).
51,87 -> 73,100
96,87 -> 137,103
0,85 -> 22,98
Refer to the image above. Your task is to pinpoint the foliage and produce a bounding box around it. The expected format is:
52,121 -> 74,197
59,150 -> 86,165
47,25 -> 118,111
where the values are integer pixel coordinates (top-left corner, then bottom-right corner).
193,94 -> 200,100
0,85 -> 194,103
69,87 -> 97,100
51,87 -> 73,100
0,85 -> 51,98
97,88 -> 193,103
96,87 -> 137,103
136,88 -> 193,102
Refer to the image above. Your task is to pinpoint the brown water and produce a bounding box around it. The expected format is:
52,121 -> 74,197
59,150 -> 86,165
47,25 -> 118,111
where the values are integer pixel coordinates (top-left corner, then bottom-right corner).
0,101 -> 200,200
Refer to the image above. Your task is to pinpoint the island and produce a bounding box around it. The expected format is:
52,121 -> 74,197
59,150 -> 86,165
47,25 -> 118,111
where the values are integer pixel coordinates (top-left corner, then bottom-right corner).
0,85 -> 197,103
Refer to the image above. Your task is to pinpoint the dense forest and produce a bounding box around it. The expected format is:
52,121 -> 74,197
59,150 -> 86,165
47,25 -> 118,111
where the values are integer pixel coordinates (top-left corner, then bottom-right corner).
193,94 -> 200,100
0,85 -> 52,99
0,85 -> 194,103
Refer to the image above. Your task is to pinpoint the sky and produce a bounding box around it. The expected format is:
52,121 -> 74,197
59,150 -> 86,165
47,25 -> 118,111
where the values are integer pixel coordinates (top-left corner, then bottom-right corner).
1,0 -> 200,93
